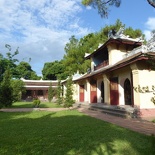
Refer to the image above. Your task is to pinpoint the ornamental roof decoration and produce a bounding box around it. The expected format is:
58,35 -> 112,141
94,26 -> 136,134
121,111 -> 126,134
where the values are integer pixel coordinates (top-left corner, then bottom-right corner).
146,31 -> 155,51
108,26 -> 144,42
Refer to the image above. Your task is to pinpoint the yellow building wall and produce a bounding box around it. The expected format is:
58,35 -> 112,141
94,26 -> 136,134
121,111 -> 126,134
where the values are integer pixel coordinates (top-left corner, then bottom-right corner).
131,62 -> 155,109
108,44 -> 127,65
136,70 -> 155,109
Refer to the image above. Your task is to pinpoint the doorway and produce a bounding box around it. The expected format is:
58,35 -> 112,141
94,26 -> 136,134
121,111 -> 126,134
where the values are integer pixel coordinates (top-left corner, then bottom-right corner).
101,81 -> 104,103
124,79 -> 132,105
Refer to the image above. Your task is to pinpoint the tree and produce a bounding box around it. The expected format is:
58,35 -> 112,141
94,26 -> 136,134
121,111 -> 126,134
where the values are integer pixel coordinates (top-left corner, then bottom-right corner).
11,79 -> 25,102
0,68 -> 14,107
82,0 -> 155,18
63,34 -> 100,75
42,60 -> 67,80
99,19 -> 143,39
16,61 -> 40,80
48,83 -> 54,102
64,76 -> 75,108
82,0 -> 121,17
148,0 -> 155,8
56,79 -> 63,105
0,45 -> 19,81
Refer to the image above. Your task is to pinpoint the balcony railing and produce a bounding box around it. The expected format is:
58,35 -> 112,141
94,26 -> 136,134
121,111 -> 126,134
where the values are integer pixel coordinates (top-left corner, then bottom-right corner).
94,60 -> 109,70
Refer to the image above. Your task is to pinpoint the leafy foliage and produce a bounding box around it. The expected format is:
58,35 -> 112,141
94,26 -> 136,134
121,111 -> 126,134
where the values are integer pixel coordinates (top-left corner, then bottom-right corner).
0,45 -> 19,81
82,0 -> 121,18
0,44 -> 40,108
56,79 -> 63,105
0,45 -> 40,80
42,60 -> 67,80
16,61 -> 40,80
0,68 -> 14,107
11,79 -> 26,102
64,76 -> 75,107
48,83 -> 54,102
82,0 -> 155,18
33,98 -> 41,108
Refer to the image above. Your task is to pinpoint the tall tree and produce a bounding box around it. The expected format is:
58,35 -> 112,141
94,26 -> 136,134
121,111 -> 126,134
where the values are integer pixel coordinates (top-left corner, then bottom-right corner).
56,79 -> 63,105
82,0 -> 155,18
0,68 -> 14,107
11,79 -> 25,102
48,83 -> 54,102
16,61 -> 40,80
63,34 -> 100,75
0,45 -> 19,81
42,60 -> 67,80
64,76 -> 74,108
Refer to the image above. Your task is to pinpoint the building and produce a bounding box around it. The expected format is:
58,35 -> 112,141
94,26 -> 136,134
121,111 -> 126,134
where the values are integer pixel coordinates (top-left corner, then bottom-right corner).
71,27 -> 155,117
21,78 -> 58,101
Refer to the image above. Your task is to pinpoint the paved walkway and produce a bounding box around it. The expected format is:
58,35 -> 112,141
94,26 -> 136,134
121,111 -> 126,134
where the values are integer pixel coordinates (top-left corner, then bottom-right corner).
77,107 -> 155,136
1,107 -> 155,136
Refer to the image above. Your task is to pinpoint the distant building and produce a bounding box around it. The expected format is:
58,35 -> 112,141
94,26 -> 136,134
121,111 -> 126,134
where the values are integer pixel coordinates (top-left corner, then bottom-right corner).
21,78 -> 58,101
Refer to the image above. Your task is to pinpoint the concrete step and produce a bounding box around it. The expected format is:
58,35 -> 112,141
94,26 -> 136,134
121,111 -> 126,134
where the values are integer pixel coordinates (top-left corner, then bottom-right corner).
89,105 -> 138,118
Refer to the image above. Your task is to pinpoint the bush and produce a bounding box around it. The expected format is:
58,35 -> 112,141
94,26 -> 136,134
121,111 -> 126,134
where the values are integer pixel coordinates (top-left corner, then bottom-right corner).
33,98 -> 41,108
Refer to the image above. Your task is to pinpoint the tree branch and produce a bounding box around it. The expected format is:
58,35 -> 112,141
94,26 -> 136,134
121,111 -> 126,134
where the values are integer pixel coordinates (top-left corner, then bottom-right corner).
147,0 -> 155,8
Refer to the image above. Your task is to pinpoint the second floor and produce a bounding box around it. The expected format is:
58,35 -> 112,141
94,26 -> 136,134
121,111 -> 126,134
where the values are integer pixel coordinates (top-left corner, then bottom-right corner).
85,28 -> 145,72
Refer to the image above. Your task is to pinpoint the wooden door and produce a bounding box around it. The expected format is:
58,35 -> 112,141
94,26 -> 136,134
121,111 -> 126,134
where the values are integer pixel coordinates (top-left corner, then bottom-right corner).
79,85 -> 84,102
110,77 -> 119,105
90,80 -> 97,103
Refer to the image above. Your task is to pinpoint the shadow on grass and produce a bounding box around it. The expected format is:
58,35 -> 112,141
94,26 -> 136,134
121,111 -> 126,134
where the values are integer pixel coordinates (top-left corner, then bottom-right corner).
10,102 -> 62,108
0,110 -> 154,155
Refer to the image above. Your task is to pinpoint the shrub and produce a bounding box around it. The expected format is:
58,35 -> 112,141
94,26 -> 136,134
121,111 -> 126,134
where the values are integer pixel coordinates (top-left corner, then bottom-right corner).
33,98 -> 41,108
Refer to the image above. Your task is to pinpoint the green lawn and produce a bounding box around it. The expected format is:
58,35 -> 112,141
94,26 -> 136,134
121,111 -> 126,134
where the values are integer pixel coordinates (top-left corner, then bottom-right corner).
8,102 -> 62,108
0,110 -> 154,155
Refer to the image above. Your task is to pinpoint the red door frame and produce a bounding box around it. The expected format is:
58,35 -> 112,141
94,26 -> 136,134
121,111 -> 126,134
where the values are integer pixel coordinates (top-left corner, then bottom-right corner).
110,77 -> 119,105
79,85 -> 85,102
90,80 -> 97,103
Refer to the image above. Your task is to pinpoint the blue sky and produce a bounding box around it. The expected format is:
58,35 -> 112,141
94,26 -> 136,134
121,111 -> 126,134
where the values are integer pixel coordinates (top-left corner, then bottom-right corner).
0,0 -> 155,76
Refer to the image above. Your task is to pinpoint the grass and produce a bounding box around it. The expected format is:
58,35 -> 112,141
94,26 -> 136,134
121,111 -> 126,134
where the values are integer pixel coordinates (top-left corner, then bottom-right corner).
0,110 -> 154,155
7,102 -> 63,108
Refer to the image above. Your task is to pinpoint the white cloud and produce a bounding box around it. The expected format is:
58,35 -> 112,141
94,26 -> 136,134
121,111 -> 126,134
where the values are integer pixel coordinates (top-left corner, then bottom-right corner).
143,30 -> 151,41
144,17 -> 155,40
0,0 -> 91,76
145,17 -> 155,30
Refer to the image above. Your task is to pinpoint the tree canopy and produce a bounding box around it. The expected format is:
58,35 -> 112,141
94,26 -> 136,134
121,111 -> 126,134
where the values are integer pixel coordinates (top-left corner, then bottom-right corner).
82,0 -> 155,18
0,45 -> 40,80
16,61 -> 39,80
42,60 -> 67,80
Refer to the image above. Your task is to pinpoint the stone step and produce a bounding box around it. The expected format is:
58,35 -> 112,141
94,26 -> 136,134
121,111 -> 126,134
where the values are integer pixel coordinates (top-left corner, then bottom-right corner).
89,105 -> 137,118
